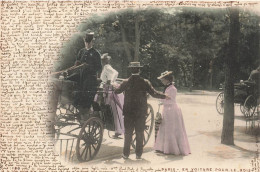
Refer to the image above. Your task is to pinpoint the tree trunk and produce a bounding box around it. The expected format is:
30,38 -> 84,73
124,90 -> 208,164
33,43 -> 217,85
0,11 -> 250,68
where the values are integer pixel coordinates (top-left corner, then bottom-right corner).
190,57 -> 195,92
180,63 -> 187,87
221,8 -> 240,145
209,72 -> 213,89
119,23 -> 132,63
134,16 -> 141,62
190,13 -> 199,92
209,59 -> 213,89
253,18 -> 260,67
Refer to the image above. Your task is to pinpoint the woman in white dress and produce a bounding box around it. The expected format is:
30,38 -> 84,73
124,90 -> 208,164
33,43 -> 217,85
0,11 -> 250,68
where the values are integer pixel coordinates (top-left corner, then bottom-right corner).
100,53 -> 124,138
100,53 -> 118,87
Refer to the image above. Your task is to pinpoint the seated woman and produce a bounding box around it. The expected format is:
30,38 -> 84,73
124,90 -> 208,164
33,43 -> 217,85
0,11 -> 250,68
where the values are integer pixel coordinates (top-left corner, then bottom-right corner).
99,53 -> 124,138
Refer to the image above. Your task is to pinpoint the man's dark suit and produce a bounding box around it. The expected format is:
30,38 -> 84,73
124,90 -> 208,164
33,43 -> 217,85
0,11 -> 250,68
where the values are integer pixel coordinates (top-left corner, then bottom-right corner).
74,47 -> 102,109
249,69 -> 260,96
115,74 -> 166,157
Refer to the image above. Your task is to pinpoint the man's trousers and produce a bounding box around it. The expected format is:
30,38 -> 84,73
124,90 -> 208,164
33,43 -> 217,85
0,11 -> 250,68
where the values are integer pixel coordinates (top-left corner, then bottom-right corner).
123,115 -> 146,157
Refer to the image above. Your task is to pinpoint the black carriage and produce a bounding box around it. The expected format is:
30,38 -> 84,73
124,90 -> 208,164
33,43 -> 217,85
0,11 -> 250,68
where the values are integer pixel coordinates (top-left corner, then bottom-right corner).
216,80 -> 258,118
52,74 -> 154,162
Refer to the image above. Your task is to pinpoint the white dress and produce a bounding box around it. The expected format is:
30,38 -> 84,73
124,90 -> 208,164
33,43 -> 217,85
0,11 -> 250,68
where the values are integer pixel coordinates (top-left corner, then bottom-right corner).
99,64 -> 124,135
100,64 -> 118,87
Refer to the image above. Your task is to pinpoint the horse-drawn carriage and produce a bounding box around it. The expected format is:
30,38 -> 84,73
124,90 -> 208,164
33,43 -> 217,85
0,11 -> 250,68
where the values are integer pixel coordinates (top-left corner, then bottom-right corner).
215,80 -> 258,118
52,73 -> 154,162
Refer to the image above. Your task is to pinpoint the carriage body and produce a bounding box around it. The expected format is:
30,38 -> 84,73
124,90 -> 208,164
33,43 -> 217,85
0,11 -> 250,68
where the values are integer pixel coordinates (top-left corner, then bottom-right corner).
216,80 -> 258,117
233,81 -> 254,104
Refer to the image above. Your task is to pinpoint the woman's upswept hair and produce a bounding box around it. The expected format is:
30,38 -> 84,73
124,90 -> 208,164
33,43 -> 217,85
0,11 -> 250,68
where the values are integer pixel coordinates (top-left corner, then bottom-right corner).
163,74 -> 173,82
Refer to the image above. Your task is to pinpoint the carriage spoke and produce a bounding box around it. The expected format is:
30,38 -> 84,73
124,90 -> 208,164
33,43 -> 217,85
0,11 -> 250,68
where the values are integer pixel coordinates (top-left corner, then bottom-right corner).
88,123 -> 91,132
93,131 -> 100,138
144,129 -> 149,135
90,122 -> 98,134
93,127 -> 100,135
143,135 -> 147,144
80,145 -> 87,157
89,145 -> 92,158
132,137 -> 136,144
83,129 -> 87,135
83,130 -> 88,139
91,144 -> 97,152
89,122 -> 94,133
84,146 -> 89,160
146,118 -> 151,123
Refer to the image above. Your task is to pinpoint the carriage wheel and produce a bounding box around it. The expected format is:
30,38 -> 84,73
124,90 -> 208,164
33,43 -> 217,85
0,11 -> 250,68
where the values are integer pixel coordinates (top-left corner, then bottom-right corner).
76,117 -> 104,162
131,104 -> 154,149
216,92 -> 224,114
243,95 -> 257,118
240,104 -> 246,115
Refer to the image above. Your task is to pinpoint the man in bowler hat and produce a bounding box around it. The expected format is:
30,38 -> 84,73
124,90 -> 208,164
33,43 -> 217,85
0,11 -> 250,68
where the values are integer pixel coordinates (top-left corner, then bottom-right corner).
115,62 -> 168,159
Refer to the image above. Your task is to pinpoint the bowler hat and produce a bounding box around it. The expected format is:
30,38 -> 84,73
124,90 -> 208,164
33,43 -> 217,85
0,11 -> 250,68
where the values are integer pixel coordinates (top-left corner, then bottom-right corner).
128,62 -> 143,68
157,71 -> 173,80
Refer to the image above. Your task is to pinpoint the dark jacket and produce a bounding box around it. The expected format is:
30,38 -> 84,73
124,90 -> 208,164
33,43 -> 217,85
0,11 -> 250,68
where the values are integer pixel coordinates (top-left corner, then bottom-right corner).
73,47 -> 102,108
249,69 -> 260,85
249,69 -> 260,95
115,75 -> 166,117
76,47 -> 102,78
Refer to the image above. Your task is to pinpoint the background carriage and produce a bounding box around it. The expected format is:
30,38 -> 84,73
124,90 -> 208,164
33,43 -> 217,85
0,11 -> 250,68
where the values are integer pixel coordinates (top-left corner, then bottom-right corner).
52,70 -> 155,162
215,80 -> 258,118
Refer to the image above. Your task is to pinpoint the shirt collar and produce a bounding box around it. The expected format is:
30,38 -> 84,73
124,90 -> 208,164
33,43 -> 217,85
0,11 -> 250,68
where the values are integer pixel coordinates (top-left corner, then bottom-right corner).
86,47 -> 93,51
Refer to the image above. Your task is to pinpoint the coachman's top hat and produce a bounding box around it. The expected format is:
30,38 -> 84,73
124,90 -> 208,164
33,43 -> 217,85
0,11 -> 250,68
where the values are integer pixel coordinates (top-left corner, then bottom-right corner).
128,62 -> 143,68
157,71 -> 173,79
85,30 -> 95,43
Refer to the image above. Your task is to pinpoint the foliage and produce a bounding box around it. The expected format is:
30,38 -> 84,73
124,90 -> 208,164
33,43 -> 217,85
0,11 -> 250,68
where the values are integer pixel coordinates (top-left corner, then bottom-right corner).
56,7 -> 260,90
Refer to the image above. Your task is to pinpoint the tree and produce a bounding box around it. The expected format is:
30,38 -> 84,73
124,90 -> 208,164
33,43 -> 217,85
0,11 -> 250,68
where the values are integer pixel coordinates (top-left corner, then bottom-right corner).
55,7 -> 258,90
221,8 -> 240,145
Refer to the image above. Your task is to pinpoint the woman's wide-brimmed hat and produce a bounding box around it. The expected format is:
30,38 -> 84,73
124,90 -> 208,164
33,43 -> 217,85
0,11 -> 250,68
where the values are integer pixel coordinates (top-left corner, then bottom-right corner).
128,62 -> 143,68
101,53 -> 111,60
157,71 -> 173,80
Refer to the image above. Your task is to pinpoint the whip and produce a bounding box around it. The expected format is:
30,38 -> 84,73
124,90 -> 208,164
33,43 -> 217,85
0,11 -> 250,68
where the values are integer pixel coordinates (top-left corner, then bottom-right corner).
51,63 -> 88,76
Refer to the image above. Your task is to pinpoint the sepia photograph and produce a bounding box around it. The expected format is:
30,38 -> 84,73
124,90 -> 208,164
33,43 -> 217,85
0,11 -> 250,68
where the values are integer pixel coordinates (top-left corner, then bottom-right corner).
1,0 -> 260,171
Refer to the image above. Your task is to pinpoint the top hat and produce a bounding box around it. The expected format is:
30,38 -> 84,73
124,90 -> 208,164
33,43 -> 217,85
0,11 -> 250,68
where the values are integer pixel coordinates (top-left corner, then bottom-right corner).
85,30 -> 95,42
128,62 -> 143,68
101,53 -> 111,60
86,29 -> 94,35
157,71 -> 173,80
